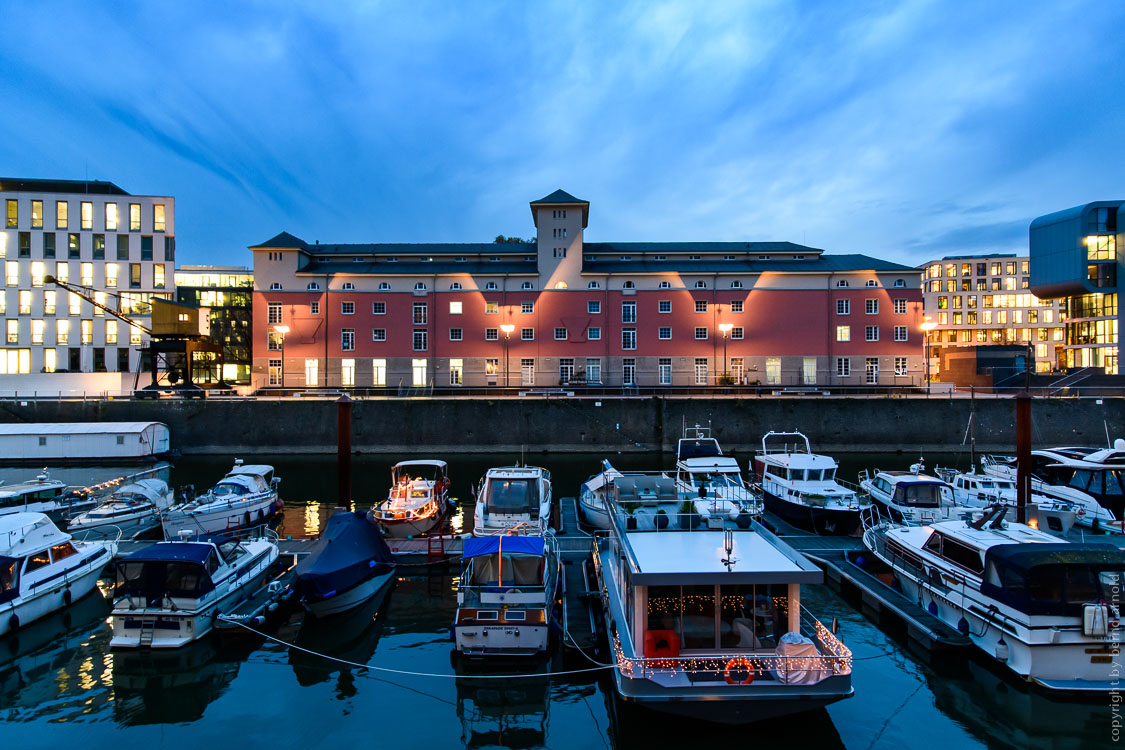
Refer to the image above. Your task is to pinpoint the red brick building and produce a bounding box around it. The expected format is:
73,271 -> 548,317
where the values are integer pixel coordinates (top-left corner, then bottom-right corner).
250,190 -> 922,389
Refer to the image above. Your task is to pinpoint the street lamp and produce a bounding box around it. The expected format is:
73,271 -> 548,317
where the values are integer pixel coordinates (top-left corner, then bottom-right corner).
273,324 -> 289,389
718,323 -> 733,384
920,319 -> 937,394
500,324 -> 515,388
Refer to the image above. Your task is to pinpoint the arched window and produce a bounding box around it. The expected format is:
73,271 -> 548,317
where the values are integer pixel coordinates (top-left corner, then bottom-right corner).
306,282 -> 320,291
623,280 -> 636,289
485,281 -> 498,290
414,282 -> 427,290
658,281 -> 671,289
521,281 -> 534,290
270,282 -> 282,290
379,282 -> 390,290
342,282 -> 354,290
893,279 -> 905,288
694,280 -> 707,289
587,281 -> 600,289
554,281 -> 568,289
730,280 -> 743,289
865,279 -> 878,287
836,280 -> 849,288
450,282 -> 462,290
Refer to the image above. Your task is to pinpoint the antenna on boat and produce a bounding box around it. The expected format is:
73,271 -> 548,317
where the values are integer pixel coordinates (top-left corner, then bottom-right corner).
721,527 -> 737,570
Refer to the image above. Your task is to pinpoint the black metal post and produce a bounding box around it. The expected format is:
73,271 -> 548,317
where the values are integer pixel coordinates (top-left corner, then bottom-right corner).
1016,391 -> 1031,525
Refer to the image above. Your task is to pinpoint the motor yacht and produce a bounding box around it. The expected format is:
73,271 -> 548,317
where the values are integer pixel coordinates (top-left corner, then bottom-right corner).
473,466 -> 552,536
0,470 -> 94,523
0,512 -> 116,636
370,460 -> 452,538
68,479 -> 175,539
935,468 -> 1081,536
162,460 -> 282,539
752,431 -> 869,535
452,533 -> 560,657
858,464 -> 961,525
593,472 -> 853,723
674,450 -> 763,527
578,459 -> 622,530
110,530 -> 279,648
863,505 -> 1123,691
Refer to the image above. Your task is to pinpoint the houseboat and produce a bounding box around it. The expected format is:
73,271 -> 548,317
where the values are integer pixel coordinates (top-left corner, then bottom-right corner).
370,460 -> 452,538
858,465 -> 962,525
863,505 -> 1123,691
752,431 -> 869,535
162,461 -> 282,538
110,531 -> 279,648
0,512 -> 117,636
593,472 -> 853,723
0,422 -> 170,463
473,466 -> 552,536
452,534 -> 560,658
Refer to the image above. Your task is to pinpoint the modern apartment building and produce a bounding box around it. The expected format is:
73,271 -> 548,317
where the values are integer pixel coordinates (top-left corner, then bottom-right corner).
0,178 -> 175,374
250,190 -> 923,390
175,265 -> 253,384
1030,200 -> 1122,374
921,254 -> 1065,378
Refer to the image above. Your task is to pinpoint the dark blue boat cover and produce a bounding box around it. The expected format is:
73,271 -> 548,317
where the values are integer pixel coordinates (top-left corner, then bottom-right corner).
123,541 -> 215,564
295,512 -> 393,599
462,536 -> 544,559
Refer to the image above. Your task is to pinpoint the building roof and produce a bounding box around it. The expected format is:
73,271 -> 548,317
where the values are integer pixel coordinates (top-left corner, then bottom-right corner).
934,253 -> 1020,261
583,250 -> 918,275
0,178 -> 130,195
0,422 -> 166,436
1030,201 -> 1123,231
624,530 -> 822,585
530,189 -> 590,227
250,231 -> 308,249
297,259 -> 537,276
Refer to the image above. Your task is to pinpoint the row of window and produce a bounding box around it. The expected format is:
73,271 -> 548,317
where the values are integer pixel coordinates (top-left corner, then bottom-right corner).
928,277 -> 1029,292
6,199 -> 165,232
836,299 -> 909,315
6,231 -> 174,262
930,328 -> 1061,345
836,325 -> 910,342
927,260 -> 1030,279
4,261 -> 159,289
270,277 -> 906,292
933,293 -> 1053,310
4,318 -> 142,346
933,309 -> 1057,325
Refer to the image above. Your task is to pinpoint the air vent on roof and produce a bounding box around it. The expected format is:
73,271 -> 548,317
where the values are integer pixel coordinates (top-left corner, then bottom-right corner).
386,257 -> 397,262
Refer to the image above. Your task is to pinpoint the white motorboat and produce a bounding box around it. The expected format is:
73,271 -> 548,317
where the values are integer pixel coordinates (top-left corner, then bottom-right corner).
578,460 -> 622,530
674,438 -> 763,525
858,464 -> 962,526
68,479 -> 175,539
863,505 -> 1124,691
370,460 -> 452,538
0,470 -> 95,523
935,468 -> 1081,537
593,471 -> 853,723
110,531 -> 279,648
0,512 -> 116,636
473,466 -> 552,536
162,460 -> 282,539
981,445 -> 1124,532
752,431 -> 869,535
452,533 -> 560,658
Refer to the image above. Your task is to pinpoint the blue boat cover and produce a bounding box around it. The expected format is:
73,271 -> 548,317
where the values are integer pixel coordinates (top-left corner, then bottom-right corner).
295,512 -> 393,600
462,536 -> 544,559
123,541 -> 215,564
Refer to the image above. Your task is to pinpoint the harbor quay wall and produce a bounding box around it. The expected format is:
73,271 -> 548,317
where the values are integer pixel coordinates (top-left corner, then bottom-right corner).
0,396 -> 1122,456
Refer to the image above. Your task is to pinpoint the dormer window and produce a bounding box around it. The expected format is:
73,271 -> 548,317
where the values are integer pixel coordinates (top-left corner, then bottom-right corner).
342,282 -> 354,290
866,279 -> 878,287
620,255 -> 632,261
623,280 -> 636,289
450,282 -> 462,290
694,280 -> 707,289
524,255 -> 535,261
654,255 -> 667,261
658,281 -> 671,289
414,282 -> 427,290
379,282 -> 391,290
836,280 -> 849,288
894,279 -> 906,287
758,255 -> 769,260
587,281 -> 600,289
485,281 -> 498,290
554,281 -> 567,289
270,283 -> 282,290
353,257 -> 363,262
521,281 -> 534,290
730,280 -> 743,289
793,255 -> 805,260
307,282 -> 321,291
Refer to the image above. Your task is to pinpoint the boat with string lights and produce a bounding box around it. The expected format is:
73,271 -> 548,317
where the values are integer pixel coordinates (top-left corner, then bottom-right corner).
592,472 -> 853,724
370,460 -> 453,538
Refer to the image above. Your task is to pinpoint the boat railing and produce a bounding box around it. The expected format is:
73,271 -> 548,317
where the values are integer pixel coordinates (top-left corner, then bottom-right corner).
755,476 -> 864,508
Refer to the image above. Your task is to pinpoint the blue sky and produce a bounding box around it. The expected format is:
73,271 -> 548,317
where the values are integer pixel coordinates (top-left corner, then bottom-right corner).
2,1 -> 1122,268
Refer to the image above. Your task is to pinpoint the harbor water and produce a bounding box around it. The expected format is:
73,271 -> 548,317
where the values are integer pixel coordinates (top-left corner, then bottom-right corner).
0,452 -> 1115,748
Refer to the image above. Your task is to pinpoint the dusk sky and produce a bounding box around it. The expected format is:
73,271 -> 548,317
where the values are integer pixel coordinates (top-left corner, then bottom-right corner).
3,1 -> 1122,268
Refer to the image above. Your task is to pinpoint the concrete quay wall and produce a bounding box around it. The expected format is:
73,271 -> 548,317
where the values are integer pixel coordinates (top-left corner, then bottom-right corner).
0,396 -> 1121,456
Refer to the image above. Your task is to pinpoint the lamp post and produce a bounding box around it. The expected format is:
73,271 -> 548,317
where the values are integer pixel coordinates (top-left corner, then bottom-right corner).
920,319 -> 937,395
500,324 -> 515,388
718,323 -> 733,385
273,324 -> 289,390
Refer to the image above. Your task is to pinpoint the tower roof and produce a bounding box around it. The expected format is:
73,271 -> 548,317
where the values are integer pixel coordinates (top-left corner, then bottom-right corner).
530,189 -> 589,228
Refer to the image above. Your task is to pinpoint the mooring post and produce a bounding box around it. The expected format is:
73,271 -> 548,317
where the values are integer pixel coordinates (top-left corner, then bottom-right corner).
337,394 -> 353,505
1015,391 -> 1031,525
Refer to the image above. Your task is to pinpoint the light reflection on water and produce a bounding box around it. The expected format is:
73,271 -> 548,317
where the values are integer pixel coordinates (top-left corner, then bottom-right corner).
0,453 -> 1114,748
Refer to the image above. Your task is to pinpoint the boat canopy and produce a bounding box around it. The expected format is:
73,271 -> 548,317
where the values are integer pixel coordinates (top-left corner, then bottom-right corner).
463,536 -> 544,559
462,536 -> 546,586
892,481 -> 948,507
678,438 -> 722,460
122,541 -> 216,564
484,477 -> 540,515
116,543 -> 220,601
981,542 -> 1125,616
295,512 -> 393,599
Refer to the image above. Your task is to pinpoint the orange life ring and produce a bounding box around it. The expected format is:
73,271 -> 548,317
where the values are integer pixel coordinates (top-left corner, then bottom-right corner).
724,656 -> 755,685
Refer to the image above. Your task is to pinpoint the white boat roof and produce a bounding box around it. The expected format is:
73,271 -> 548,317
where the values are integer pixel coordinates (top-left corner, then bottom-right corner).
888,517 -> 1059,553
758,453 -> 838,469
394,459 -> 448,469
0,512 -> 68,556
486,466 -> 546,478
0,421 -> 166,435
623,530 -> 821,584
878,471 -> 949,485
227,464 -> 274,477
0,477 -> 67,496
114,478 -> 169,499
677,456 -> 741,472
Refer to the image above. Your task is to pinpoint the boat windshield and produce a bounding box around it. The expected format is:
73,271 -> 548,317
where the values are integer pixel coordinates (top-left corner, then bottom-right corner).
0,556 -> 19,602
395,464 -> 442,483
116,561 -> 215,600
467,553 -> 543,587
679,439 -> 722,460
211,482 -> 249,498
893,483 -> 947,507
486,479 -> 538,515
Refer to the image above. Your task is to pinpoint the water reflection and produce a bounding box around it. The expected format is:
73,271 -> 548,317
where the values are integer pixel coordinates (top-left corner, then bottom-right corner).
456,660 -> 551,748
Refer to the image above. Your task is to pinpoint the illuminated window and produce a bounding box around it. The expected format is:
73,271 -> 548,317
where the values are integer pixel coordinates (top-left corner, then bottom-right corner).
372,359 -> 387,386
81,201 -> 93,230
836,325 -> 850,342
304,358 -> 318,386
68,233 -> 80,259
30,319 -> 43,345
153,204 -> 165,232
93,291 -> 105,316
30,261 -> 44,288
449,359 -> 463,386
105,320 -> 117,344
105,263 -> 117,288
129,263 -> 141,288
449,301 -> 462,315
130,326 -> 142,345
55,319 -> 68,345
485,301 -> 498,314
129,203 -> 141,231
68,292 -> 81,316
80,319 -> 92,344
30,200 -> 42,228
43,348 -> 56,373
19,290 -> 30,315
154,265 -> 165,289
56,201 -> 68,229
694,358 -> 707,385
895,357 -> 907,375
80,262 -> 93,286
105,202 -> 118,231
43,291 -> 55,315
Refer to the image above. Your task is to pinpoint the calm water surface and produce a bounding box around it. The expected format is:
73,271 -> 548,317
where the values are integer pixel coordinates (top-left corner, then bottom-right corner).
0,452 -> 1114,749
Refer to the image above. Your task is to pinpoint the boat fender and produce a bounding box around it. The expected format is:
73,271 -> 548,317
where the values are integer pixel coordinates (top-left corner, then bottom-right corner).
63,589 -> 72,605
957,617 -> 969,636
927,601 -> 939,616
244,512 -> 252,527
252,616 -> 266,626
995,638 -> 1009,662
8,614 -> 18,633
723,657 -> 755,685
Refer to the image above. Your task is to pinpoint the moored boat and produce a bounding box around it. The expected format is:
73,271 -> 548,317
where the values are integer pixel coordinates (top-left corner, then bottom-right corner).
858,464 -> 962,526
578,460 -> 622,530
935,467 -> 1081,536
0,512 -> 117,636
68,478 -> 175,539
370,460 -> 452,538
0,470 -> 95,523
473,466 -> 552,536
295,511 -> 395,617
161,460 -> 282,539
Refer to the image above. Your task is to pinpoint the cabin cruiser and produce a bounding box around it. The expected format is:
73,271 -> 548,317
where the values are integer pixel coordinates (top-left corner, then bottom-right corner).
863,505 -> 1123,691
752,431 -> 869,535
982,445 -> 1124,532
593,472 -> 853,723
370,460 -> 452,538
473,466 -> 552,536
162,461 -> 282,539
675,456 -> 763,526
110,531 -> 279,648
934,468 -> 1081,537
0,470 -> 95,523
68,479 -> 175,539
0,512 -> 116,636
578,460 -> 623,530
295,512 -> 395,617
452,534 -> 560,657
858,465 -> 961,526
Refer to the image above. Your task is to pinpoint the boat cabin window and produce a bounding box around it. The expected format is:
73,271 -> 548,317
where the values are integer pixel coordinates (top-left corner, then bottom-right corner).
892,483 -> 946,507
806,469 -> 823,481
116,561 -> 214,599
679,439 -> 722,460
23,550 -> 51,573
205,550 -> 220,574
212,482 -> 249,498
486,479 -> 539,516
0,557 -> 19,598
50,542 -> 77,563
791,469 -> 806,481
940,537 -> 983,575
1029,566 -> 1124,606
645,584 -> 786,651
468,553 -> 542,587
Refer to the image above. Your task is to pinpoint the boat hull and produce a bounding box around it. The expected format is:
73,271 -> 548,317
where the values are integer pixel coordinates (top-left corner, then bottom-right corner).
70,511 -> 160,539
454,622 -> 551,657
375,508 -> 446,538
0,546 -> 112,637
303,569 -> 395,618
578,494 -> 612,530
761,491 -> 862,536
161,494 -> 280,538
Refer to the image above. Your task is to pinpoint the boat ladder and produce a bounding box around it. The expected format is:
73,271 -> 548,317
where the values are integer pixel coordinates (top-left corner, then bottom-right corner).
139,620 -> 155,647
426,534 -> 445,561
